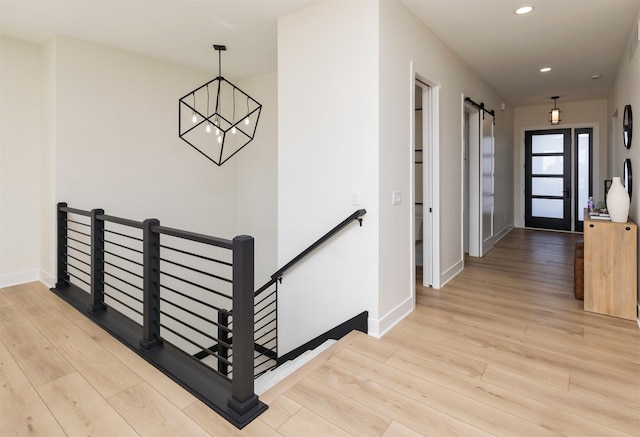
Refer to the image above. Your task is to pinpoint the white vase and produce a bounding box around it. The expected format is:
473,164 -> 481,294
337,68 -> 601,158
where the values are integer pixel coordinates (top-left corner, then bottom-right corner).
606,177 -> 630,223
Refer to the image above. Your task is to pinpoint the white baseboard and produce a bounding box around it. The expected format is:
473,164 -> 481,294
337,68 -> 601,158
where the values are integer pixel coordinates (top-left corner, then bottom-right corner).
494,225 -> 513,243
368,296 -> 414,339
439,258 -> 463,288
40,270 -> 56,289
0,269 -> 40,288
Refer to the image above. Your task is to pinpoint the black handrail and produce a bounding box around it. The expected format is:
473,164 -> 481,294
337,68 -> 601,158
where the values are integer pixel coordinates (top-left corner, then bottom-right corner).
271,209 -> 366,282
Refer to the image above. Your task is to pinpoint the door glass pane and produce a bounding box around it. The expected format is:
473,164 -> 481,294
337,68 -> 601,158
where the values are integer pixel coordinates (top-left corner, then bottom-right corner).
532,177 -> 563,196
532,156 -> 563,174
577,133 -> 589,222
532,199 -> 563,218
532,134 -> 564,153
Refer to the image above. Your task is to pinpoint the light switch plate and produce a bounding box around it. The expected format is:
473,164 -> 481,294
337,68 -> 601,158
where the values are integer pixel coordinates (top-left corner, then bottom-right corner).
352,191 -> 361,206
392,191 -> 401,205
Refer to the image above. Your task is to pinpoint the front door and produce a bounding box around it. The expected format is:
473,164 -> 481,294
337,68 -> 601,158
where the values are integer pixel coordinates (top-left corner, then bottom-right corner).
524,129 -> 572,231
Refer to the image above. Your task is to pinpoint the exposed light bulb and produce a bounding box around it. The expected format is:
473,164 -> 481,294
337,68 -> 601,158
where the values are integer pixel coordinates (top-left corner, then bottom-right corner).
191,112 -> 197,123
244,117 -> 250,126
206,123 -> 211,133
231,126 -> 237,134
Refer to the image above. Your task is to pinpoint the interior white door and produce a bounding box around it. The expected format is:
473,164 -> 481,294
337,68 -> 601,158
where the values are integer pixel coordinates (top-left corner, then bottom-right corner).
480,112 -> 495,255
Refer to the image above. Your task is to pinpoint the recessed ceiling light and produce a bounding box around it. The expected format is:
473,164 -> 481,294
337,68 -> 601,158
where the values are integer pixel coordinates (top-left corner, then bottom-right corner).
591,74 -> 602,80
516,6 -> 534,15
540,67 -> 552,73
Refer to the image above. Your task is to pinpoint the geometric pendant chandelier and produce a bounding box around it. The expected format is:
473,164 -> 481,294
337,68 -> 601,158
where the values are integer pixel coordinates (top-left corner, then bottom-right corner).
179,45 -> 262,166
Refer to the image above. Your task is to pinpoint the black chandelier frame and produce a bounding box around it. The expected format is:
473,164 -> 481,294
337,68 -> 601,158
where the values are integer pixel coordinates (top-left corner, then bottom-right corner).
178,45 -> 262,166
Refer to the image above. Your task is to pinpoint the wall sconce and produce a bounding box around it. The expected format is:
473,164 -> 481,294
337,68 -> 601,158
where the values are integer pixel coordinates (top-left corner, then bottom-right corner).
550,96 -> 561,125
179,45 -> 262,166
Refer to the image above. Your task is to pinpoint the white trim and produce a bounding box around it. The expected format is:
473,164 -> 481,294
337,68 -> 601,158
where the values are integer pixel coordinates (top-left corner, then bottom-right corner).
440,259 -> 463,288
493,225 -> 513,244
0,269 -> 40,288
40,270 -> 56,288
414,70 -> 441,290
367,295 -> 414,339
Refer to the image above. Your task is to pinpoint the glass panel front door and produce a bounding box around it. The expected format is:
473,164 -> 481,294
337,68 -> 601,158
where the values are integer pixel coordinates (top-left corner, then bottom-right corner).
525,129 -> 571,230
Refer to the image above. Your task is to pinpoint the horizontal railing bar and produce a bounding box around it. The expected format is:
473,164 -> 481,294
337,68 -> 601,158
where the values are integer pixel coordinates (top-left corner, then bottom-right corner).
98,214 -> 143,229
67,235 -> 91,247
255,292 -> 276,308
159,324 -> 233,369
103,288 -> 143,316
65,244 -> 91,258
103,249 -> 143,267
254,307 -> 276,326
255,327 -> 277,344
65,261 -> 91,279
159,245 -> 232,267
65,270 -> 91,287
255,340 -> 277,351
255,298 -> 276,311
103,260 -> 143,279
159,257 -> 232,284
254,278 -> 277,297
159,297 -> 231,333
253,355 -> 274,369
254,367 -> 274,379
103,239 -> 143,255
159,284 -> 229,312
103,270 -> 143,293
66,219 -> 90,227
102,280 -> 144,304
271,209 -> 366,280
104,228 -> 143,242
159,310 -> 219,344
159,271 -> 231,300
153,225 -> 233,249
65,227 -> 91,238
67,253 -> 91,268
61,206 -> 91,216
253,288 -> 278,306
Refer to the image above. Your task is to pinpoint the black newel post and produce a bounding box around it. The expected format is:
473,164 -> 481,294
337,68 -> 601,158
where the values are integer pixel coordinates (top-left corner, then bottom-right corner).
55,202 -> 69,288
218,310 -> 230,377
228,235 -> 259,418
89,209 -> 106,313
140,218 -> 163,350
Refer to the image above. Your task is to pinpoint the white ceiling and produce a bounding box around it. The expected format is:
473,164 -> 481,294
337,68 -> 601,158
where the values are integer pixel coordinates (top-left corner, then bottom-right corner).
1,0 -> 639,107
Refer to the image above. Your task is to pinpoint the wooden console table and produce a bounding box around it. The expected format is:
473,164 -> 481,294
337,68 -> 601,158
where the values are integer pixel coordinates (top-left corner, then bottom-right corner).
583,212 -> 637,320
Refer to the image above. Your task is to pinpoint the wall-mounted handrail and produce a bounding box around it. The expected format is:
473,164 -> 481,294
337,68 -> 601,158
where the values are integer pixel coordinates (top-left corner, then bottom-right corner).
270,209 -> 366,282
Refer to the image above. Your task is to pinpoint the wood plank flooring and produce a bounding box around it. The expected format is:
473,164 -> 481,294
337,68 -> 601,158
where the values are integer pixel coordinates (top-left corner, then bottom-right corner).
1,228 -> 639,436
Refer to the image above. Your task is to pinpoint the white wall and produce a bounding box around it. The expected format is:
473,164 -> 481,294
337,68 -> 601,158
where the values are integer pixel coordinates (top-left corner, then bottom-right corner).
0,36 -> 42,287
609,8 -> 640,310
378,1 -> 513,307
513,99 -> 608,227
278,0 -> 380,353
236,71 -> 278,287
1,34 -> 279,294
276,0 -> 514,348
53,36 -> 238,236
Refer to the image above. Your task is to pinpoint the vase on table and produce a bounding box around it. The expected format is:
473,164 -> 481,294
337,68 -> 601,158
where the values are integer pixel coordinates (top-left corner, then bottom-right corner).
606,176 -> 630,223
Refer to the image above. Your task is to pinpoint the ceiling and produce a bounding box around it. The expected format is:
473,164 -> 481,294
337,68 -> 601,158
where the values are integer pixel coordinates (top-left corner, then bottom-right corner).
1,0 -> 639,107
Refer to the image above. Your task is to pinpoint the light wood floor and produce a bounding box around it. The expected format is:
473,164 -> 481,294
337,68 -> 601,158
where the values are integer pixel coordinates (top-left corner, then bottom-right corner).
1,228 -> 639,436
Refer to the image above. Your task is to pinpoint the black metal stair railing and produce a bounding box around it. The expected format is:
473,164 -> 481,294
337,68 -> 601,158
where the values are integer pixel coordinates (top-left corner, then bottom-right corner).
54,202 -> 367,426
53,202 -> 265,429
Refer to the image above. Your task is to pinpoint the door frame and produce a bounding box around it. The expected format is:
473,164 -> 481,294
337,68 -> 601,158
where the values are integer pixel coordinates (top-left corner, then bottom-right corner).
412,72 -> 440,290
516,123 -> 600,231
524,128 -> 572,230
